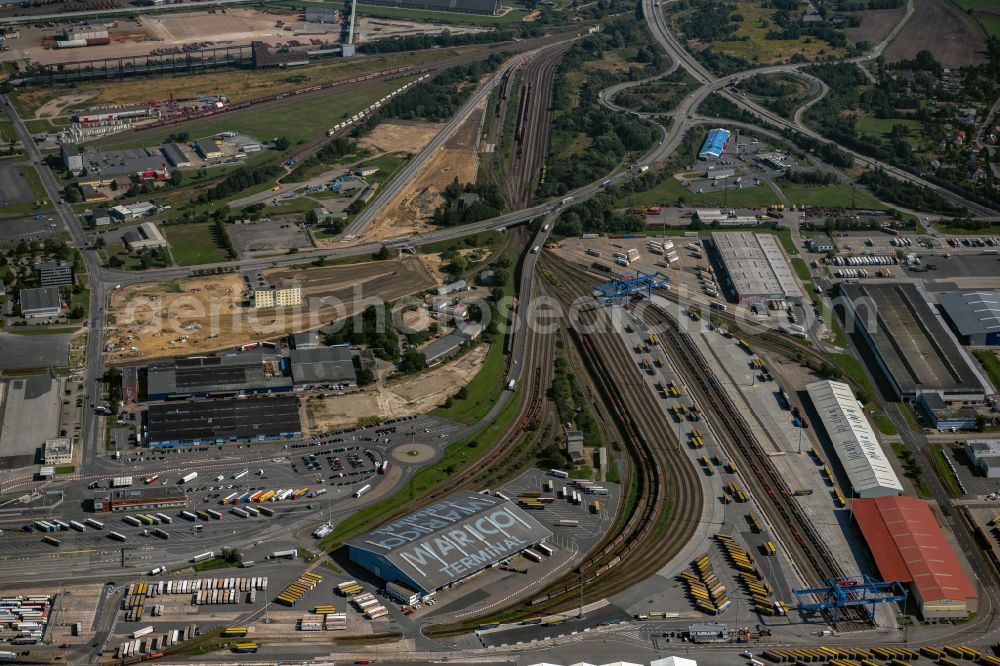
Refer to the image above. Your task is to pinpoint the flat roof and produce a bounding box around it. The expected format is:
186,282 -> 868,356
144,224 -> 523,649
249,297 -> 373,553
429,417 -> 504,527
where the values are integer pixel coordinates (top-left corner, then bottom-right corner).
347,491 -> 552,592
852,496 -> 977,604
806,380 -> 902,497
95,487 -> 187,503
937,291 -> 1000,337
710,231 -> 802,300
699,128 -> 730,158
147,348 -> 291,397
289,346 -> 356,385
841,283 -> 986,397
146,396 -> 301,444
19,286 -> 61,313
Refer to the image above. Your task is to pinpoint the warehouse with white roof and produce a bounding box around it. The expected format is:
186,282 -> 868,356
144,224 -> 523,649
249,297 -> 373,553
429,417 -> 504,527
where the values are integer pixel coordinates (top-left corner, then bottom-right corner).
806,380 -> 903,498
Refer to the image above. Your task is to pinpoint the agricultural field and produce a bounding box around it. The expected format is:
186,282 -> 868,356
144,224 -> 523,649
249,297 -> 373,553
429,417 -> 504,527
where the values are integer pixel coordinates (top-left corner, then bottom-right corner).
883,0 -> 987,66
11,47 -> 477,120
843,6 -> 908,45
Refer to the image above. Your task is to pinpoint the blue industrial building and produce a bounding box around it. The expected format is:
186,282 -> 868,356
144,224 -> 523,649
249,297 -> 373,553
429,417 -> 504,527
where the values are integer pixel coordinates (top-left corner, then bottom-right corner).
698,128 -> 731,159
347,491 -> 552,596
144,396 -> 302,448
146,348 -> 292,401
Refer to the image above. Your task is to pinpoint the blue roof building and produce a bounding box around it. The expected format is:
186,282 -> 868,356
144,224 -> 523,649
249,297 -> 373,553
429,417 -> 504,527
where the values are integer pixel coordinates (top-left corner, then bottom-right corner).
698,128 -> 731,159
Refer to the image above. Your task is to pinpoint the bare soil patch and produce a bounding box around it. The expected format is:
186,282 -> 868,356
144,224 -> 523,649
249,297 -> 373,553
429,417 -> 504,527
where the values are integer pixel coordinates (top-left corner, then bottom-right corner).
358,120 -> 443,155
302,343 -> 488,431
884,0 -> 987,66
34,91 -> 97,119
105,257 -> 436,363
844,7 -> 906,44
361,100 -> 485,242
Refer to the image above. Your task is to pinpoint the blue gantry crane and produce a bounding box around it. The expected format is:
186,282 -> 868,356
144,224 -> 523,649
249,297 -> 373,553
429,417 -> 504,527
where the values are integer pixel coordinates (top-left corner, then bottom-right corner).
595,269 -> 668,305
793,576 -> 908,625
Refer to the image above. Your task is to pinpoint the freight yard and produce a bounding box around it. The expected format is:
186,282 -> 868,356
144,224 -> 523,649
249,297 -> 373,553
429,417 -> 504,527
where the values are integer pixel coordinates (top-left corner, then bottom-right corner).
0,0 -> 999,660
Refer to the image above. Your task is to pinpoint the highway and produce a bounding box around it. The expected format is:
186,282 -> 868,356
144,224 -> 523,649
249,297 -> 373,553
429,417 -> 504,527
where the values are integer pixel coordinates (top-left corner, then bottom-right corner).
340,39 -> 581,241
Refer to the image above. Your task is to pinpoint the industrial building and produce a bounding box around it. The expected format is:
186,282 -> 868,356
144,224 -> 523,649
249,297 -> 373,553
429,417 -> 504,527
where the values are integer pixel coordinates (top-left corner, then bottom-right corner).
918,393 -> 979,430
146,348 -> 291,401
698,128 -> 730,159
420,323 -> 484,366
964,439 -> 1000,477
251,41 -> 310,68
91,487 -> 187,513
687,623 -> 728,643
123,222 -> 167,251
35,260 -> 74,287
19,287 -> 62,319
75,148 -> 168,186
840,283 -> 989,402
937,291 -> 1000,346
73,103 -> 152,124
160,143 -> 192,168
347,491 -> 552,596
851,495 -> 978,619
43,437 -> 72,465
805,380 -> 903,498
359,0 -> 501,15
291,330 -> 321,349
195,138 -> 223,160
112,202 -> 157,222
708,231 -> 802,304
253,282 -> 302,309
289,345 -> 357,388
90,207 -> 111,226
144,396 -> 302,448
705,166 -> 735,180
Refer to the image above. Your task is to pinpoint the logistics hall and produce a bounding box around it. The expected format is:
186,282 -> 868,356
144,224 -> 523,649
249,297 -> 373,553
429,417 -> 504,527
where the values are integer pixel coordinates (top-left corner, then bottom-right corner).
347,491 -> 552,596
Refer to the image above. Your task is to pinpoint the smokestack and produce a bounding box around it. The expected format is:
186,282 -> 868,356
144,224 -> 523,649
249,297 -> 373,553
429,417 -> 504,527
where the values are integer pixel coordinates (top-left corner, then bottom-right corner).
348,0 -> 357,46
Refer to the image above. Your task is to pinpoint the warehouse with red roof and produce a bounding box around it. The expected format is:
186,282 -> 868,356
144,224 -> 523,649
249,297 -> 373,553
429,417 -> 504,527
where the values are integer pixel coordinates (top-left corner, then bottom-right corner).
851,496 -> 978,619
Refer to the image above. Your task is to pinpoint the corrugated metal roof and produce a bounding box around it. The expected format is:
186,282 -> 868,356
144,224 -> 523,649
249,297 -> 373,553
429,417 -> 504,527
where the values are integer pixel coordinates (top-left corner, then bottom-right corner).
938,291 -> 1000,335
806,380 -> 903,497
698,128 -> 730,158
852,496 -> 977,604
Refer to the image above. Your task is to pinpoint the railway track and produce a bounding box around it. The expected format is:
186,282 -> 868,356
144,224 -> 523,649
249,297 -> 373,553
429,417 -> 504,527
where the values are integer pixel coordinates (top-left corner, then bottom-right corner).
638,300 -> 871,627
502,42 -> 569,210
517,257 -> 704,607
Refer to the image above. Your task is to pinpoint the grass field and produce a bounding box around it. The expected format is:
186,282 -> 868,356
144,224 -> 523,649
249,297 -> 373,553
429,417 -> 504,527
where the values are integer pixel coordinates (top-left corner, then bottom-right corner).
929,443 -> 964,498
163,223 -> 232,266
276,0 -> 531,24
951,0 -> 999,10
979,15 -> 1000,39
829,352 -> 877,400
974,350 -> 1000,393
892,441 -> 932,498
779,183 -> 886,210
109,78 -> 419,149
677,3 -> 848,65
871,413 -> 897,436
620,177 -> 776,208
791,257 -> 811,281
12,49 -> 477,119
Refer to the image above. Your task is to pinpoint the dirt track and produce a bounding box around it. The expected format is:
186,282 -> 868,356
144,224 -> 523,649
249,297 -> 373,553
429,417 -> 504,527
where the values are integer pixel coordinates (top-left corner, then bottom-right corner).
884,0 -> 987,66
